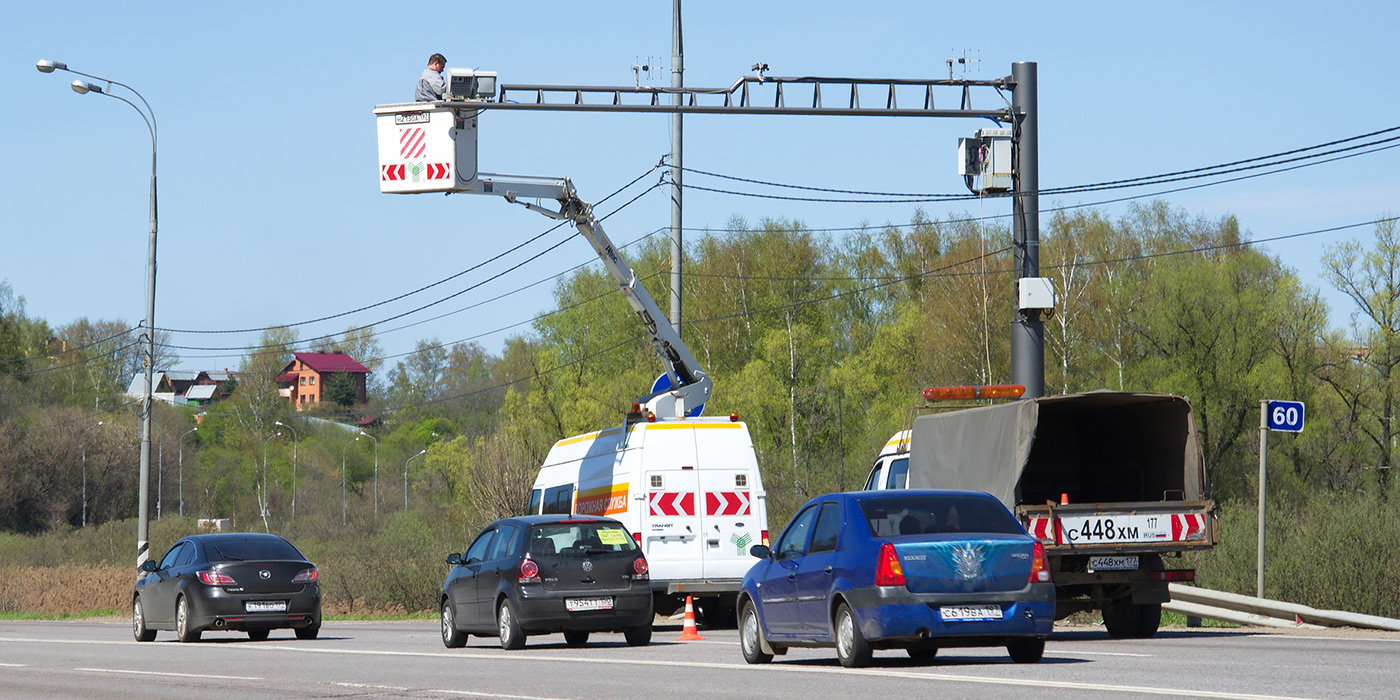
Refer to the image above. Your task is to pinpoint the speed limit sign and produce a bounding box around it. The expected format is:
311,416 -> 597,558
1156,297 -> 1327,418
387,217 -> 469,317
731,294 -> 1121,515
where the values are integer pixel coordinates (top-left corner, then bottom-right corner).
1266,400 -> 1305,433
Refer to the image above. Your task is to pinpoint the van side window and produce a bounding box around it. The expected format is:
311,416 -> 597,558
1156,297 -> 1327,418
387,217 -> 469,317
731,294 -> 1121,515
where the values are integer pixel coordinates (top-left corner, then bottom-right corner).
735,474 -> 747,488
542,484 -> 574,515
886,458 -> 909,489
650,475 -> 663,489
526,489 -> 542,515
864,463 -> 884,491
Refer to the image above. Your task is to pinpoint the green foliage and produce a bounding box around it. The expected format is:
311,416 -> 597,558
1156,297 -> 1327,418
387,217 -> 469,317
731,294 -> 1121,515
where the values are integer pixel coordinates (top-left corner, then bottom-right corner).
323,371 -> 359,407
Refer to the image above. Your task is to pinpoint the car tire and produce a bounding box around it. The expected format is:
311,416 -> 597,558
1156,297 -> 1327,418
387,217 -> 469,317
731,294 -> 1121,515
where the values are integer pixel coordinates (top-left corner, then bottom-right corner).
1007,638 -> 1045,663
441,600 -> 467,648
1102,599 -> 1141,639
295,623 -> 320,640
497,600 -> 525,650
834,603 -> 872,668
906,647 -> 938,661
175,595 -> 201,643
132,596 -> 156,642
623,624 -> 652,647
739,602 -> 773,664
563,630 -> 590,647
247,628 -> 270,642
1134,602 -> 1162,638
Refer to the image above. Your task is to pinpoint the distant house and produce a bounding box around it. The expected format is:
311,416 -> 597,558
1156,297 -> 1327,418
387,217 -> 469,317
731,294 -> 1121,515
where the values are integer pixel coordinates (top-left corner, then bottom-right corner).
275,352 -> 371,409
126,369 -> 238,406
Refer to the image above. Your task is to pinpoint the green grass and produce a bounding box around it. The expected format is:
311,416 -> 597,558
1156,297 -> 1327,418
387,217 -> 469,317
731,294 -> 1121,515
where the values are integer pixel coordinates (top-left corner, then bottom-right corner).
0,609 -> 120,620
1159,610 -> 1238,628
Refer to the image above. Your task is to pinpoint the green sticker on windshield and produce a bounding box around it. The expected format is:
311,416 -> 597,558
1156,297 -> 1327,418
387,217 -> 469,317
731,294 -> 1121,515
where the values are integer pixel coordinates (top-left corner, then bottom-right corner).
597,528 -> 627,546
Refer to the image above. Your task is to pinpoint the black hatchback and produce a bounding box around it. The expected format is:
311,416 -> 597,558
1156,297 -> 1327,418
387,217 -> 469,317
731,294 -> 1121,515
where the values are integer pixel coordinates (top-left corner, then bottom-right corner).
133,533 -> 321,642
440,515 -> 653,649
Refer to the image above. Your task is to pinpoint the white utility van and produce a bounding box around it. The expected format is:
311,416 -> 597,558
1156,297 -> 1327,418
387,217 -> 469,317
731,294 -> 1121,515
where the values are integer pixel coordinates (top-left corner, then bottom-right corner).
526,413 -> 769,624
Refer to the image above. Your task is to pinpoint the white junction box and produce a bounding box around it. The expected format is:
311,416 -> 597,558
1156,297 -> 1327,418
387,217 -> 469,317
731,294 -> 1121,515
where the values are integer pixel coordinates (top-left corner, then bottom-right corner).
373,103 -> 479,194
1018,277 -> 1055,311
958,127 -> 1013,193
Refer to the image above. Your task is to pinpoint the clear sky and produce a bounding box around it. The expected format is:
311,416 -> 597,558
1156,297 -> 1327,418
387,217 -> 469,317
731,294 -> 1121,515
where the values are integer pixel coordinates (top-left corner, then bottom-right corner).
5,1 -> 1399,375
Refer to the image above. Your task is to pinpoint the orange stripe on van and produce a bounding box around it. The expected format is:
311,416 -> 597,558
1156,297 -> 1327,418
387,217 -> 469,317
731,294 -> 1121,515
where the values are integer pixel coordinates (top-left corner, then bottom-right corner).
575,483 -> 630,516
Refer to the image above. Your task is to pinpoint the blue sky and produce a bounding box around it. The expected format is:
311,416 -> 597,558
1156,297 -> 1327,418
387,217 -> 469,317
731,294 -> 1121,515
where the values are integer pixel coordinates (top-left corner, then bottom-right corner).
5,1 -> 1399,374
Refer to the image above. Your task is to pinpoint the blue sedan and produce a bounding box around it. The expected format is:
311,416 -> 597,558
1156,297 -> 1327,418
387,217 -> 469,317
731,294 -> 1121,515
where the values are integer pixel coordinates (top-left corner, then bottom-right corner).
738,490 -> 1054,667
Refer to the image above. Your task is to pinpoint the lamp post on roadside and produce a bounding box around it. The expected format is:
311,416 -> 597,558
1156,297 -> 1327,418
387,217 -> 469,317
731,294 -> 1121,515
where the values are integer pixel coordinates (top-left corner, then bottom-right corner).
360,431 -> 379,517
405,449 -> 426,512
262,431 -> 281,518
177,422 -> 197,518
38,59 -> 160,570
81,421 -> 104,527
274,420 -> 298,518
342,435 -> 361,525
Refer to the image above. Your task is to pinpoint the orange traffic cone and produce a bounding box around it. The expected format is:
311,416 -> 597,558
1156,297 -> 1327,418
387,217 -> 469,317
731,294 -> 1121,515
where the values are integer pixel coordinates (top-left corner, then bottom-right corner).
676,595 -> 705,641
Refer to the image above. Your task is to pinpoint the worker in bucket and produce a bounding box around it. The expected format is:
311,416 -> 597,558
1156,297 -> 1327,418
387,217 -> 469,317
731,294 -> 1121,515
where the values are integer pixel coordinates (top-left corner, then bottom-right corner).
415,53 -> 447,102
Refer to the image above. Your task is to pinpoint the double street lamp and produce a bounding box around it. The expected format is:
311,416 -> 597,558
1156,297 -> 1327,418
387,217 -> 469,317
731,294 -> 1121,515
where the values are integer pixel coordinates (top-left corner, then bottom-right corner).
405,449 -> 426,512
360,431 -> 379,517
341,435 -> 360,525
81,421 -> 104,527
38,59 -> 160,570
178,427 -> 197,517
261,431 -> 282,518
274,421 -> 299,518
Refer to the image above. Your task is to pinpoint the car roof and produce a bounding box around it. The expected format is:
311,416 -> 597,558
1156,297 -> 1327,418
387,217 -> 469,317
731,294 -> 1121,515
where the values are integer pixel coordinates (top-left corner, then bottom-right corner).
185,532 -> 294,544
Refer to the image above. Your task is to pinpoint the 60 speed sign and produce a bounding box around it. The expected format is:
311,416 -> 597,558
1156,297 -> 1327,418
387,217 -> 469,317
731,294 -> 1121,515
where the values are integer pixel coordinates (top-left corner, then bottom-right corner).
1266,400 -> 1305,433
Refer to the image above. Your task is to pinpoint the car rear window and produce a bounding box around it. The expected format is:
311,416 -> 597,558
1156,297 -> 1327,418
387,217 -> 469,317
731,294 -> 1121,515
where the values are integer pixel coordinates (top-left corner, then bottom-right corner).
528,522 -> 638,557
206,537 -> 305,562
859,494 -> 1022,537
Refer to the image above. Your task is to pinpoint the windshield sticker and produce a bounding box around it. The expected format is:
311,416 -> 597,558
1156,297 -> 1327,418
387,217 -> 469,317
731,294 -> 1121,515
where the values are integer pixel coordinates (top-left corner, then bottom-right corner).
596,528 -> 628,546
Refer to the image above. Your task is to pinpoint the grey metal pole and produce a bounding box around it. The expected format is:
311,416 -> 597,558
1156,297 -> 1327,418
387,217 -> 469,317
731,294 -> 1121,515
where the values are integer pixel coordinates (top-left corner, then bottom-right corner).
669,0 -> 684,335
1009,61 -> 1043,399
81,446 -> 87,528
139,125 -> 157,567
275,421 -> 298,518
157,440 -> 163,519
1257,400 -> 1267,598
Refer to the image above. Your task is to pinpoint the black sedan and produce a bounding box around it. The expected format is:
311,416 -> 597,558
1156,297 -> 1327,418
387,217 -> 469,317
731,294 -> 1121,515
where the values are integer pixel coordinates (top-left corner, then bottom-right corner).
133,533 -> 321,642
441,515 -> 653,649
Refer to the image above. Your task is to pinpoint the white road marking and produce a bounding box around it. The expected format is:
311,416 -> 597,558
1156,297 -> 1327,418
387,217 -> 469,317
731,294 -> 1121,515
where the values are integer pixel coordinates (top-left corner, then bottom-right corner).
0,662 -> 28,667
74,667 -> 261,680
243,644 -> 1319,700
427,690 -> 575,700
336,682 -> 411,691
1046,649 -> 1154,658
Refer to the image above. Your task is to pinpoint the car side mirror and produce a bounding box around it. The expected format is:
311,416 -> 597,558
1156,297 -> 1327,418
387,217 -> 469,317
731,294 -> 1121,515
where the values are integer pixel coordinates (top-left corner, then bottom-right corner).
140,560 -> 158,573
445,553 -> 462,566
749,544 -> 771,559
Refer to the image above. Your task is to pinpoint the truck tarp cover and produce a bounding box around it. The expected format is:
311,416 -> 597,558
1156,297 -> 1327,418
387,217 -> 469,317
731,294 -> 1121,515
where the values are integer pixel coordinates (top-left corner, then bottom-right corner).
906,391 -> 1204,509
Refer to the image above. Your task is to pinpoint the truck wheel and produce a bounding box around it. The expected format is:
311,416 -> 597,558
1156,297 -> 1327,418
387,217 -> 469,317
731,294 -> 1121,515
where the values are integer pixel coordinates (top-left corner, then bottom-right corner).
697,597 -> 737,629
1102,599 -> 1141,639
1134,602 -> 1162,638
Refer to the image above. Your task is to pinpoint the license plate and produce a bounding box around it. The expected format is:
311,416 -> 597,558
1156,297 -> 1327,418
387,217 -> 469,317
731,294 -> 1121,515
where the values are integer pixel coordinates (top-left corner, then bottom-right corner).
1057,514 -> 1173,544
939,605 -> 1003,621
1089,555 -> 1140,571
245,600 -> 287,613
565,597 -> 614,612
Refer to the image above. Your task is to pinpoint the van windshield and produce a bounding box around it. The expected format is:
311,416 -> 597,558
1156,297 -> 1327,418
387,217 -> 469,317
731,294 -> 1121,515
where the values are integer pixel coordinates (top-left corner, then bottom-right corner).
528,522 -> 638,557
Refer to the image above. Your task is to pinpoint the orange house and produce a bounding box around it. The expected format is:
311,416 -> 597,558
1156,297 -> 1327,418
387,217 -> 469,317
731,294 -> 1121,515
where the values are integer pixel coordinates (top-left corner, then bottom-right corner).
275,352 -> 370,409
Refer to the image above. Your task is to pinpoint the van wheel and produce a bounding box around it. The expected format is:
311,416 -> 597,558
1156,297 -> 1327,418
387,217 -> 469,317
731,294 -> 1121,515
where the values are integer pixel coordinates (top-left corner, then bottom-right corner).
563,630 -> 589,647
698,598 -> 737,629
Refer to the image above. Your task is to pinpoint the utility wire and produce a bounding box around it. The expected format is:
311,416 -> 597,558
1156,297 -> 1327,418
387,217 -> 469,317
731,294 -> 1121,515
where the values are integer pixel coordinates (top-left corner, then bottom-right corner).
0,324 -> 141,366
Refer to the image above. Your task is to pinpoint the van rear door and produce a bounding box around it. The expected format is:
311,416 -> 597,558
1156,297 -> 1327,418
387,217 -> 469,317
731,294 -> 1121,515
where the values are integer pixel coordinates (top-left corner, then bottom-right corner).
695,424 -> 764,580
640,426 -> 703,581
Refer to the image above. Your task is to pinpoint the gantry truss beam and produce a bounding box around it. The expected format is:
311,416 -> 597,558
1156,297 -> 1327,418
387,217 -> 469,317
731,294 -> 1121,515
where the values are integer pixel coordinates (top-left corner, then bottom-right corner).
459,75 -> 1014,120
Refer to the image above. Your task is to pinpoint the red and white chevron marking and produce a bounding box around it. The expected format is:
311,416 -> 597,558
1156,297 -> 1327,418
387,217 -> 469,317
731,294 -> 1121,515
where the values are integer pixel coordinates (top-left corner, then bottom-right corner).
425,163 -> 451,180
704,491 -> 751,516
381,164 -> 406,181
647,492 -> 695,517
1171,513 -> 1206,541
1026,516 -> 1055,543
400,127 -> 426,158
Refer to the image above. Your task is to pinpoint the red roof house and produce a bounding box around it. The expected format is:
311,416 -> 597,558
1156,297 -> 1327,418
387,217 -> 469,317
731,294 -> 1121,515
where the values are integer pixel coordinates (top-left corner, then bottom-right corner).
276,352 -> 371,409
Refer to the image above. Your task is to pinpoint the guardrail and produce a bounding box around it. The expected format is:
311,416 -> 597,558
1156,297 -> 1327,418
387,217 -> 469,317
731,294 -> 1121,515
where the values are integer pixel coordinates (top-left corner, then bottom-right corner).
1165,584 -> 1400,631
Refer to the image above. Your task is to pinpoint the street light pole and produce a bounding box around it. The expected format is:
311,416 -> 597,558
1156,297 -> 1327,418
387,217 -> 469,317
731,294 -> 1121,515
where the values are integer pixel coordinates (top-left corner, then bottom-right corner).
275,421 -> 299,518
405,449 -> 426,512
178,427 -> 197,517
262,431 -> 280,519
342,435 -> 360,525
39,59 -> 160,569
360,431 -> 379,517
81,421 -> 104,527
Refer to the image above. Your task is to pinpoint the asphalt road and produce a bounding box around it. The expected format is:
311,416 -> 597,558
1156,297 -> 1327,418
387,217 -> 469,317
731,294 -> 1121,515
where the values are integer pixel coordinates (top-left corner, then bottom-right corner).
1,619 -> 1396,700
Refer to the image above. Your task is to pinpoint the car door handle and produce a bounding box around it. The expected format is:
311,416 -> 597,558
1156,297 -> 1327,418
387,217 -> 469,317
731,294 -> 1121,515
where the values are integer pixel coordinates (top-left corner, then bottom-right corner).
787,572 -> 796,580
824,566 -> 833,574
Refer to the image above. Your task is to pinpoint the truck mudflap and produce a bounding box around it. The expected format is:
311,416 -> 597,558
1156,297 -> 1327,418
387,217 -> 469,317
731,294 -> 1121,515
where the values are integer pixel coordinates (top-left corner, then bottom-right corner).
1019,501 -> 1215,553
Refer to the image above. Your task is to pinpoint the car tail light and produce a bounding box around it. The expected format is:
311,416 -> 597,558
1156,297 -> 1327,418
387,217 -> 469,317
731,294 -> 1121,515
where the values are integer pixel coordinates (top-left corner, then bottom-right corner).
632,557 -> 649,579
761,530 -> 769,547
519,557 -> 541,584
875,542 -> 906,587
1029,541 -> 1051,583
292,567 -> 318,583
1150,569 -> 1195,582
197,570 -> 236,585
